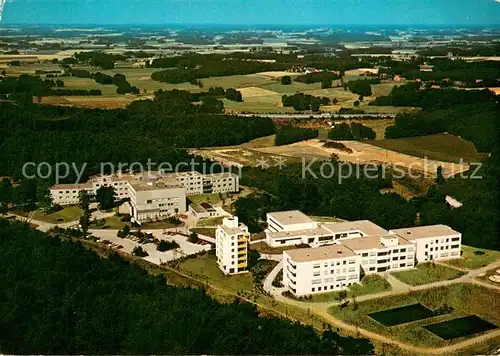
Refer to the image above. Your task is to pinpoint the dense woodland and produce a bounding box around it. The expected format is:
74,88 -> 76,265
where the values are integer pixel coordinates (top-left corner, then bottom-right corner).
370,83 -> 497,109
275,126 -> 318,146
0,74 -> 102,98
0,220 -> 374,354
0,100 -> 275,179
379,58 -> 500,85
328,123 -> 376,141
346,79 -> 381,96
282,93 -> 331,111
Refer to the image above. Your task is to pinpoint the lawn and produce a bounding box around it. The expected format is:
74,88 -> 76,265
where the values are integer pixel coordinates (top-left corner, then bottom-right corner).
328,284 -> 500,347
179,253 -> 254,293
368,303 -> 436,326
307,275 -> 391,303
201,74 -> 273,89
190,227 -> 216,238
391,262 -> 465,286
366,133 -> 488,163
250,241 -> 307,255
441,245 -> 500,270
31,206 -> 82,224
141,219 -> 182,229
90,215 -> 127,230
423,315 -> 498,340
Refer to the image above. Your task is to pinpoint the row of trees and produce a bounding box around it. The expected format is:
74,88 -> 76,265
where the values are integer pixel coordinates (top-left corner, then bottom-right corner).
151,59 -> 290,84
0,74 -> 101,98
370,83 -> 497,109
275,126 -> 319,146
282,93 -> 331,111
0,100 -> 276,178
328,123 -> 376,141
345,79 -> 380,96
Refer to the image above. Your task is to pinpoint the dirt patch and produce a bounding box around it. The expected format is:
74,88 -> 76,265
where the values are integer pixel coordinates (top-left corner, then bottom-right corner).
254,139 -> 469,177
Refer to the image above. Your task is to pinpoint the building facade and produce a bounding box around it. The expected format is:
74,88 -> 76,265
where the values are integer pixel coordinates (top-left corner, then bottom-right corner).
50,171 -> 240,223
215,216 -> 249,275
283,245 -> 361,295
128,178 -> 186,223
262,210 -> 462,296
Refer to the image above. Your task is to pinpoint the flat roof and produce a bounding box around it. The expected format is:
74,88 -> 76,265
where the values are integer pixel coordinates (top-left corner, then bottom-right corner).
130,178 -> 183,191
267,226 -> 332,240
267,210 -> 314,226
50,183 -> 92,190
340,235 -> 412,252
285,244 -> 357,262
390,225 -> 460,240
322,220 -> 389,236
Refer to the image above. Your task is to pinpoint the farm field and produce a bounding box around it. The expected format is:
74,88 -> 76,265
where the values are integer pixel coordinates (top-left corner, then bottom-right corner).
366,133 -> 489,163
4,61 -> 414,113
328,284 -> 500,348
390,263 -> 465,286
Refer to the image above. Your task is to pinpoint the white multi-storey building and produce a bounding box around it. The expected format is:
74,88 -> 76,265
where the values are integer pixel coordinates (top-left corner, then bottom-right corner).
50,171 -> 240,223
390,225 -> 462,262
51,171 -> 239,206
283,244 -> 361,295
262,210 -> 462,296
216,216 -> 249,275
127,177 -> 186,223
340,235 -> 415,274
265,210 -> 388,247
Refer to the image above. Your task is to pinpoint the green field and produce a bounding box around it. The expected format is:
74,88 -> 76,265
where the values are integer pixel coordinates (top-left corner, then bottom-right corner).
329,284 -> 500,347
368,303 -> 436,326
442,245 -> 500,270
179,253 -> 253,293
391,263 -> 465,286
189,228 -> 216,238
423,315 -> 498,340
31,206 -> 82,224
367,133 -> 489,163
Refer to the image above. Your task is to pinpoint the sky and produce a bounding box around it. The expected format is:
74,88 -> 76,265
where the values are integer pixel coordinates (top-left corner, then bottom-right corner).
1,0 -> 500,26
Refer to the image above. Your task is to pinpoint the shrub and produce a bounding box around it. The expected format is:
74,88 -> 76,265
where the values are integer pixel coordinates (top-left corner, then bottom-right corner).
157,240 -> 180,252
132,246 -> 149,257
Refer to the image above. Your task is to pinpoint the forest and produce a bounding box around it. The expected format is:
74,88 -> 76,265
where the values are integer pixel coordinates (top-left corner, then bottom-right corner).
282,93 -> 330,111
370,83 -> 496,109
0,99 -> 276,179
275,126 -> 318,146
328,123 -> 376,141
0,219 -> 374,354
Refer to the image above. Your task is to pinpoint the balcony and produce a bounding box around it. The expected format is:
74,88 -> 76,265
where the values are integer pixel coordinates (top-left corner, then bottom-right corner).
238,249 -> 246,255
238,262 -> 246,268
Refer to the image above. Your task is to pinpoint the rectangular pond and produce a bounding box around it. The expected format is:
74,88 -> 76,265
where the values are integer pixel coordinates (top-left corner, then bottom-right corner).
368,303 -> 436,326
423,315 -> 498,340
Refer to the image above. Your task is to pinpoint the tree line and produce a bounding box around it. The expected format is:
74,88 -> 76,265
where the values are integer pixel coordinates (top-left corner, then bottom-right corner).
328,122 -> 376,141
0,219 -> 374,354
0,74 -> 101,99
282,93 -> 331,111
275,126 -> 318,146
0,100 -> 276,179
